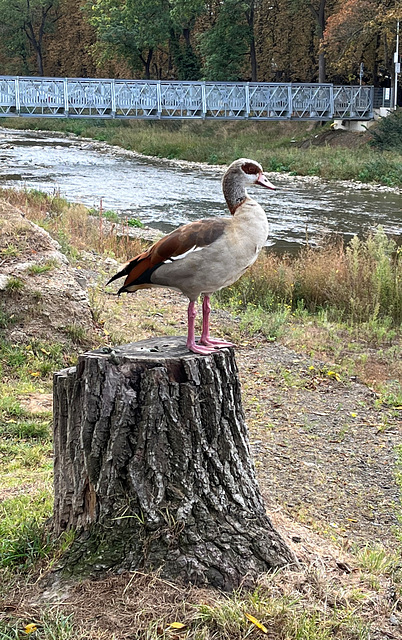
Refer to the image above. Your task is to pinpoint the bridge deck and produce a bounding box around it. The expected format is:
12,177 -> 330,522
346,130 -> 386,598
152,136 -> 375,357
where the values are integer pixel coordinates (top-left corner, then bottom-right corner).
0,76 -> 374,121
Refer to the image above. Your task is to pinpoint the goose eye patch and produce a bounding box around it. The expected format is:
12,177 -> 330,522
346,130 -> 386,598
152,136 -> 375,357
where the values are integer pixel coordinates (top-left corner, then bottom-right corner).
242,162 -> 259,175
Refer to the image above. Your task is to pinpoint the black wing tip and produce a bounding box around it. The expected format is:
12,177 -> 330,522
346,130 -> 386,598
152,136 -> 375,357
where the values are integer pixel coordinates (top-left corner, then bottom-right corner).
106,271 -> 123,286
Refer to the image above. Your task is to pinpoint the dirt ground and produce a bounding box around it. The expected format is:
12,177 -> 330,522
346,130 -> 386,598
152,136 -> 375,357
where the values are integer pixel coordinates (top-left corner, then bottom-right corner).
298,128 -> 373,149
236,342 -> 401,549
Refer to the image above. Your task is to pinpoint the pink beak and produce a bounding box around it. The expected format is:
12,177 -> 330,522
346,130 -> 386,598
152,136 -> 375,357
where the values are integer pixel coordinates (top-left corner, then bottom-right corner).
256,172 -> 276,190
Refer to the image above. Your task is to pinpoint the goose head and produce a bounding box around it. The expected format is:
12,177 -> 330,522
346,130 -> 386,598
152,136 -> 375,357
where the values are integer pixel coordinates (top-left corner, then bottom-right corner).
222,158 -> 276,214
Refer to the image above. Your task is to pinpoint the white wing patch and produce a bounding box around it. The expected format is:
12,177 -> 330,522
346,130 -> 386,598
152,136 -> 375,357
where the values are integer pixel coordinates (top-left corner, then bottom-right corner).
164,245 -> 204,263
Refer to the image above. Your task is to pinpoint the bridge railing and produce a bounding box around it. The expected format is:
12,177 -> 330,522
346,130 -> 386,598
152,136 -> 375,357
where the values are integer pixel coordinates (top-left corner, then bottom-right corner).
0,76 -> 374,120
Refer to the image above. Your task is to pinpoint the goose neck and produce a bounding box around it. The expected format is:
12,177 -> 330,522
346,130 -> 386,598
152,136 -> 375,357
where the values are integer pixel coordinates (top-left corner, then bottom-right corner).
222,172 -> 248,215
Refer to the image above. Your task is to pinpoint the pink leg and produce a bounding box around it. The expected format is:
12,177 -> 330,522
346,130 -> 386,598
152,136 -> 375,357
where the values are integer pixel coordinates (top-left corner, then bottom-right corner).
199,296 -> 234,348
186,301 -> 216,354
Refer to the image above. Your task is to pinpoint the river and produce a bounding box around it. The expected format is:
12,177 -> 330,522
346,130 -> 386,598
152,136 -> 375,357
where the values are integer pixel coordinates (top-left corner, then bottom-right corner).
0,127 -> 401,252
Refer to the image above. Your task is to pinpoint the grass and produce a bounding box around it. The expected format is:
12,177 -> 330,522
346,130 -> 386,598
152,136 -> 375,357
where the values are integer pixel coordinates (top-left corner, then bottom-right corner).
0,491 -> 53,571
0,336 -> 78,584
4,277 -> 24,293
0,187 -> 144,265
214,227 -> 402,327
1,564 -> 396,639
26,260 -> 58,276
0,612 -> 75,640
2,117 -> 402,186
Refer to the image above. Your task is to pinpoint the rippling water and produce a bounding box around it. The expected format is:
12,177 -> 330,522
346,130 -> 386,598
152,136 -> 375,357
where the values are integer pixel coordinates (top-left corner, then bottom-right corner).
1,127 -> 401,251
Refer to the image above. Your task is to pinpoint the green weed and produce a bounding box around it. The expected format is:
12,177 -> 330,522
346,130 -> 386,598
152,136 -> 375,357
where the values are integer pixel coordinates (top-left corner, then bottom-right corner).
127,217 -> 145,228
0,244 -> 21,258
353,543 -> 400,575
371,108 -> 402,152
26,260 -> 58,276
0,339 -> 69,382
63,324 -> 88,344
5,277 -> 24,293
102,209 -> 120,223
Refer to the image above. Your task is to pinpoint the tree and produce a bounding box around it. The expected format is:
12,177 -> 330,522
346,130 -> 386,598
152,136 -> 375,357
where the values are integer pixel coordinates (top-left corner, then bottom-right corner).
170,0 -> 204,79
324,1 -> 402,85
255,0 -> 317,82
45,0 -> 98,78
289,0 -> 330,82
0,0 -> 60,76
88,0 -> 204,79
199,0 -> 259,81
88,0 -> 171,78
309,0 -> 328,82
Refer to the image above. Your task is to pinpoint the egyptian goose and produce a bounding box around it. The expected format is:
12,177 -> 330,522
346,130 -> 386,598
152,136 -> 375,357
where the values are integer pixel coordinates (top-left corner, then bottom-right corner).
107,158 -> 275,354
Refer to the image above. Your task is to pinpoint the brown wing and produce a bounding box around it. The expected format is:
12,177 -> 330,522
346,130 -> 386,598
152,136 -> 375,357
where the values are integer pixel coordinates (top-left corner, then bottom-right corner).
106,218 -> 227,294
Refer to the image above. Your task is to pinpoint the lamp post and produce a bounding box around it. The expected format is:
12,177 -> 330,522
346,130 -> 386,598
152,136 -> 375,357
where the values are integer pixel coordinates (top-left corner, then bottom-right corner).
394,20 -> 400,109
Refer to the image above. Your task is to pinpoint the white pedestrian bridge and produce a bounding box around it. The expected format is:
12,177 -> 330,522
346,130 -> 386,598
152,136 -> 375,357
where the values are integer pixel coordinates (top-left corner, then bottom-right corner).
0,76 -> 374,120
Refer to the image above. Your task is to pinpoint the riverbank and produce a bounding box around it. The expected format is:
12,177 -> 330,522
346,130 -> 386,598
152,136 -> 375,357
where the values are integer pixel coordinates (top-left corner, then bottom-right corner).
1,194 -> 402,639
2,117 -> 402,187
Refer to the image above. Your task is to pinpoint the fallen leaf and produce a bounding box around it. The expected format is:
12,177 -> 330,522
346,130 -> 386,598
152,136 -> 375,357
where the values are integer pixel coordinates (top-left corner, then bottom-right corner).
24,623 -> 38,634
245,612 -> 268,633
168,622 -> 186,630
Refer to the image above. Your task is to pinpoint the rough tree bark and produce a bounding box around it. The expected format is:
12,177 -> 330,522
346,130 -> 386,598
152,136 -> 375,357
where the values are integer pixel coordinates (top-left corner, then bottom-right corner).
53,336 -> 296,590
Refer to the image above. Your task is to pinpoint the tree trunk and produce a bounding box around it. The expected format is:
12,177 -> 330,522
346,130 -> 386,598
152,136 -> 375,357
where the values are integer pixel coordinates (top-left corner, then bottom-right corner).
246,3 -> 258,82
52,337 -> 296,590
310,0 -> 327,83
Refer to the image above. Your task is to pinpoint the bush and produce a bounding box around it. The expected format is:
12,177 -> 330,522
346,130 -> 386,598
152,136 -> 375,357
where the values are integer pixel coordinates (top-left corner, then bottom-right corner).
215,227 -> 402,326
371,108 -> 402,152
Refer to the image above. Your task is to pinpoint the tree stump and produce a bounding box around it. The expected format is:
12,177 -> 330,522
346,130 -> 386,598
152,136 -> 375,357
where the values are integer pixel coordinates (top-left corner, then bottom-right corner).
53,336 -> 296,590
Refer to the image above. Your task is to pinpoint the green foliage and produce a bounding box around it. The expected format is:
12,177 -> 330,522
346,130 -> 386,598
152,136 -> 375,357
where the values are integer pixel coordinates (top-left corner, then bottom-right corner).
371,108 -> 402,152
102,209 -> 120,223
357,155 -> 402,186
0,0 -> 60,75
170,38 -> 202,80
88,0 -> 171,76
88,0 -> 204,78
169,0 -> 204,79
344,228 -> 401,325
127,217 -> 145,228
198,0 -> 251,80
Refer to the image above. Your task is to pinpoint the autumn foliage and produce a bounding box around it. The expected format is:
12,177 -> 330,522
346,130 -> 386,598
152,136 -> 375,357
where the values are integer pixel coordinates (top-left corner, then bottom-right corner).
0,0 -> 401,84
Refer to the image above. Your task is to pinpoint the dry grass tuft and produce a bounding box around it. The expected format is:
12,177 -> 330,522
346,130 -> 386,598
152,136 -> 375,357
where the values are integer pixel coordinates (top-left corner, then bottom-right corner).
217,228 -> 402,326
0,188 -> 145,263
